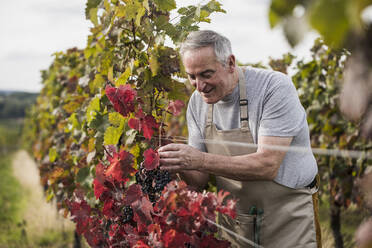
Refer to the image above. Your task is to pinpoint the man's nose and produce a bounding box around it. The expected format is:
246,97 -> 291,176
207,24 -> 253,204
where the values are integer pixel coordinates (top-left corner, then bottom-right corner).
195,78 -> 205,92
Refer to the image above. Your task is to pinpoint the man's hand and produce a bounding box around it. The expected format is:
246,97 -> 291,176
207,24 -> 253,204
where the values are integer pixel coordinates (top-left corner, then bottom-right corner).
158,144 -> 205,172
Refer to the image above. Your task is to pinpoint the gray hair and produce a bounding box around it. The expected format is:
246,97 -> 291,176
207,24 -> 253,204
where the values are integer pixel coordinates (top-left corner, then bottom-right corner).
180,30 -> 232,65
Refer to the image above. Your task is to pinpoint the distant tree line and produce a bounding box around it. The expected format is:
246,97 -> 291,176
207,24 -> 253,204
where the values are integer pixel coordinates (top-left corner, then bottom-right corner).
0,91 -> 38,119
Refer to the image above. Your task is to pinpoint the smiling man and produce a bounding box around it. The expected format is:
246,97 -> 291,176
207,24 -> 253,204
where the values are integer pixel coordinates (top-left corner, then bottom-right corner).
158,30 -> 320,248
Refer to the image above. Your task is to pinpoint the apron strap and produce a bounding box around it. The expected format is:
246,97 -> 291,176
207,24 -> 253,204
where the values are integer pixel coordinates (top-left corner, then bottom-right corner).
206,67 -> 249,129
238,67 -> 249,130
207,104 -> 213,125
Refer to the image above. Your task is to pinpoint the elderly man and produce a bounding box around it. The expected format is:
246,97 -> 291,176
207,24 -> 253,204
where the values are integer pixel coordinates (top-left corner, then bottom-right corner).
158,30 -> 320,248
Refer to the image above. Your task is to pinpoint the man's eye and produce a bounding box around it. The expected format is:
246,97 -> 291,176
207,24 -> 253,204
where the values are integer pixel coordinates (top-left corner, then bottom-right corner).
203,74 -> 212,79
189,75 -> 196,80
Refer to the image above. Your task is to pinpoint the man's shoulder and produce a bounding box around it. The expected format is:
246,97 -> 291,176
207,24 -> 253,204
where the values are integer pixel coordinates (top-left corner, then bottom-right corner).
245,66 -> 290,82
244,66 -> 294,94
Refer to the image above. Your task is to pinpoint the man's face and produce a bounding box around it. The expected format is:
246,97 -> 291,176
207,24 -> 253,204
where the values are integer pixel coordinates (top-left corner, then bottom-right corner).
182,46 -> 236,104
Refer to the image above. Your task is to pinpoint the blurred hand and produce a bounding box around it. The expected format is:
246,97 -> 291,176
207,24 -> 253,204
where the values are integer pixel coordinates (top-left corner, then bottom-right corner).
158,143 -> 205,172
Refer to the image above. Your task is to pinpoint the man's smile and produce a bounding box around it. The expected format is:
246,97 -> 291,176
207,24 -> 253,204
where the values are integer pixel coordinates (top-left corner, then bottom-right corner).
202,87 -> 213,94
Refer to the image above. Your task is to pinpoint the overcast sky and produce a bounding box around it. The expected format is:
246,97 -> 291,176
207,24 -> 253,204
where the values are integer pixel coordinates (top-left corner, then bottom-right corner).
0,0 -> 317,93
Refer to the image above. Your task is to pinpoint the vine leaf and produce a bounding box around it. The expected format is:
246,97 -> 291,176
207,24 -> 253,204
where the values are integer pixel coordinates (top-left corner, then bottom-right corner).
153,0 -> 176,12
104,125 -> 124,145
132,196 -> 154,230
168,100 -> 185,116
129,109 -> 159,140
85,0 -> 102,19
143,148 -> 160,170
106,85 -> 137,117
105,150 -> 135,183
93,178 -> 107,199
162,229 -> 190,248
124,184 -> 143,205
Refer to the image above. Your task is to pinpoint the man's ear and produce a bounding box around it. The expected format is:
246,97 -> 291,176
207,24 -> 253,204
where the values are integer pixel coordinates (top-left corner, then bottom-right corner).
227,55 -> 236,72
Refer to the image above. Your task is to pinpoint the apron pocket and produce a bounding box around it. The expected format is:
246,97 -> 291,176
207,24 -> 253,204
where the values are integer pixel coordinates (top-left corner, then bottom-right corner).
235,206 -> 264,247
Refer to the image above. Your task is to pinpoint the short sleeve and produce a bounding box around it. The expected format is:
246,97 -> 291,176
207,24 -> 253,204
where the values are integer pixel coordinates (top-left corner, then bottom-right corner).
258,73 -> 306,137
186,95 -> 207,152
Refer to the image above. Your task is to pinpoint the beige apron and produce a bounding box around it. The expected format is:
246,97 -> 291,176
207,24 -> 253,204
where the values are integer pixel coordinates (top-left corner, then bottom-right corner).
204,67 -> 319,248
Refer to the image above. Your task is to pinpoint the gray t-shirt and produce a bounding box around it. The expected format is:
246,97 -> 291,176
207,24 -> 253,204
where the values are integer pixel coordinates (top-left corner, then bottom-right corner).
187,66 -> 318,189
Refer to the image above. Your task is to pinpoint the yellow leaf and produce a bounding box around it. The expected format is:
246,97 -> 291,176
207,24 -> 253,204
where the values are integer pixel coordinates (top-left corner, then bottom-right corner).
86,97 -> 101,123
104,0 -> 111,12
88,138 -> 95,152
108,112 -> 125,127
116,5 -> 126,17
149,54 -> 159,76
135,6 -> 146,26
108,66 -> 114,83
63,101 -> 81,114
143,0 -> 150,11
116,67 -> 132,86
104,126 -> 124,145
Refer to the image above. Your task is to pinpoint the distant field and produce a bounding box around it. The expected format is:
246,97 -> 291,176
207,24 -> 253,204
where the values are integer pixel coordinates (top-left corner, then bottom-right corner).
0,91 -> 38,119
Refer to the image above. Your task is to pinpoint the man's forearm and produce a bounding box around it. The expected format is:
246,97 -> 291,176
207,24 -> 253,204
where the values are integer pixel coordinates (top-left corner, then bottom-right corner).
198,151 -> 279,181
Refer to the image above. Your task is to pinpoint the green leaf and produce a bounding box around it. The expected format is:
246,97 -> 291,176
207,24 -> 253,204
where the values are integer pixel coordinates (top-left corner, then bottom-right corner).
116,67 -> 132,86
85,0 -> 102,19
153,0 -> 176,11
309,0 -> 350,48
168,80 -> 187,101
67,113 -> 80,131
89,7 -> 99,26
90,73 -> 105,93
77,167 -> 91,183
49,147 -> 57,163
87,97 -> 101,123
268,8 -> 280,28
104,126 -> 124,145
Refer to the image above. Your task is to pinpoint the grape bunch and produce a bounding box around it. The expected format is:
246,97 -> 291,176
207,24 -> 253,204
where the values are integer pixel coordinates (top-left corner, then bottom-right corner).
135,166 -> 171,203
122,205 -> 133,224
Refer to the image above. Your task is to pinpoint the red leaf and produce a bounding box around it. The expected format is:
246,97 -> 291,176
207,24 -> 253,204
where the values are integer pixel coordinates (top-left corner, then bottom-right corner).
143,148 -> 160,170
168,100 -> 185,116
93,178 -> 107,200
103,198 -> 115,217
128,109 -> 159,140
124,184 -> 142,205
142,115 -> 159,140
162,229 -> 190,248
128,118 -> 140,130
105,150 -> 135,183
200,234 -> 230,248
217,199 -> 236,219
105,85 -> 137,117
95,162 -> 106,184
133,240 -> 150,248
132,196 -> 153,227
67,200 -> 91,235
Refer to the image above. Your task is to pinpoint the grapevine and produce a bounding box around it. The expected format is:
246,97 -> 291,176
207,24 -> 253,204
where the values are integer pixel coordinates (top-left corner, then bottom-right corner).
23,0 -> 237,247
